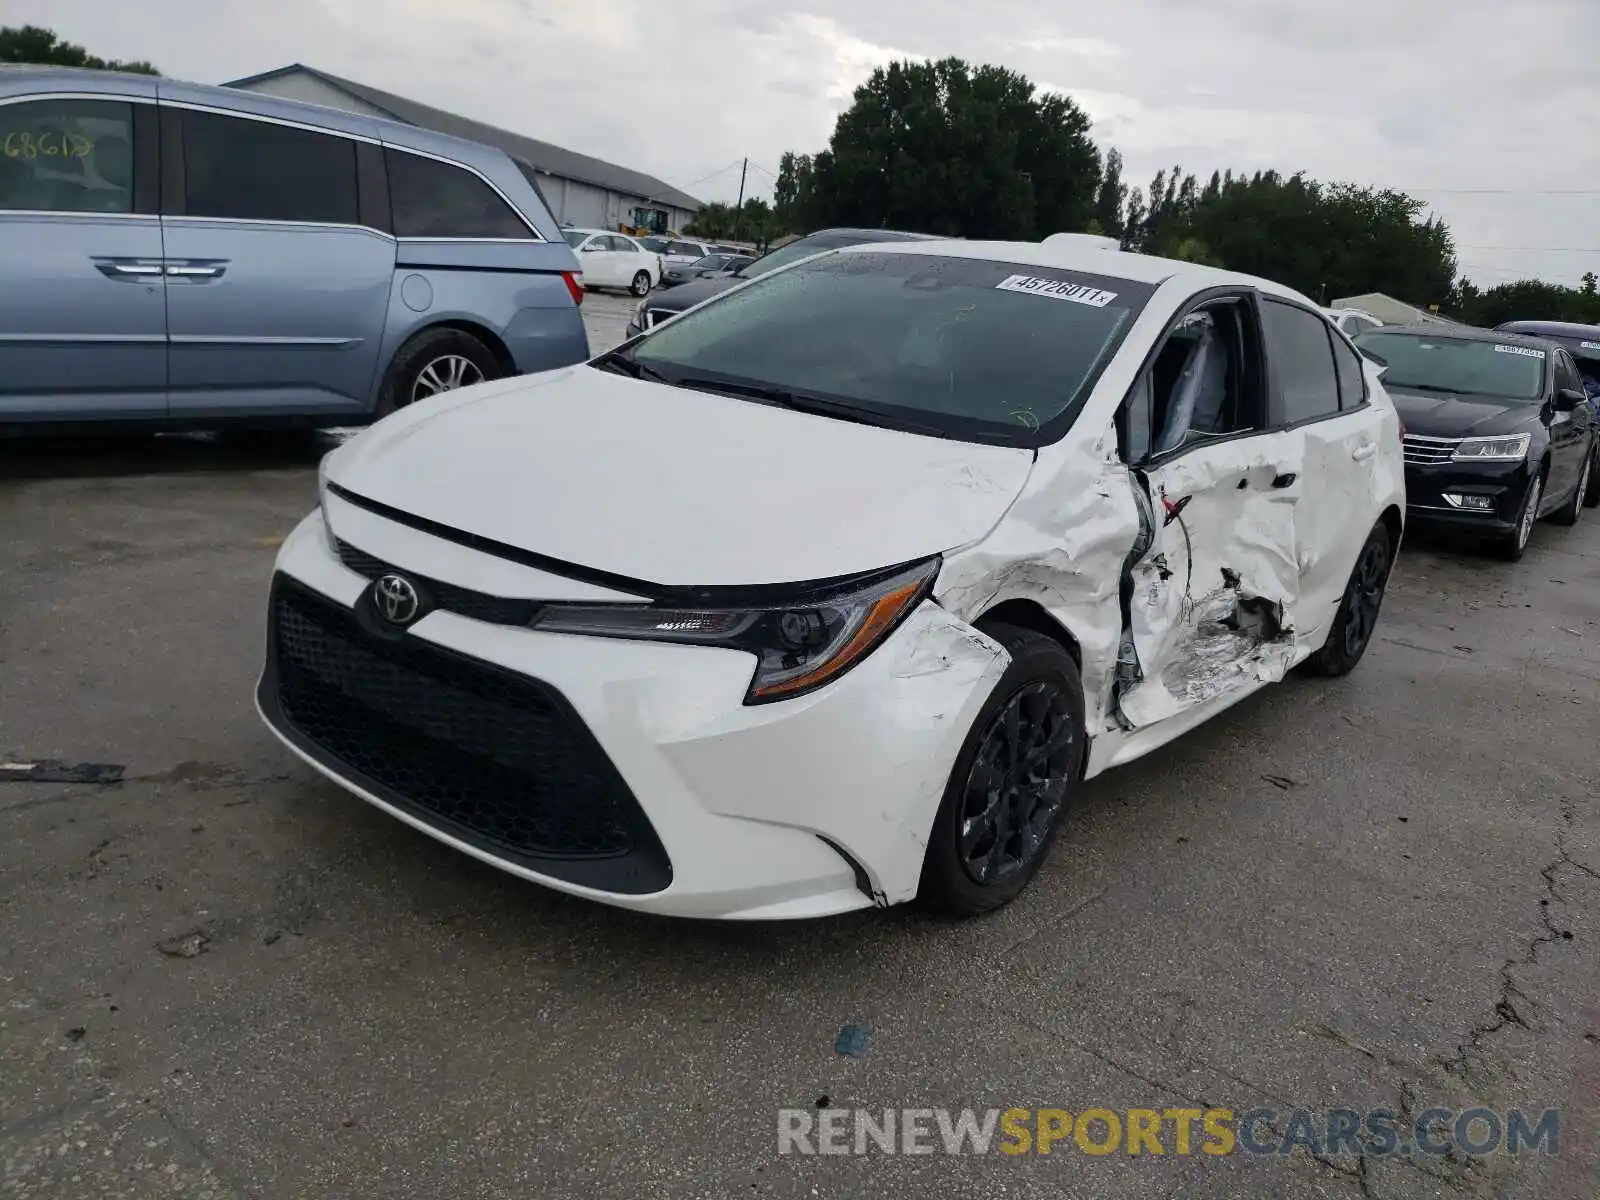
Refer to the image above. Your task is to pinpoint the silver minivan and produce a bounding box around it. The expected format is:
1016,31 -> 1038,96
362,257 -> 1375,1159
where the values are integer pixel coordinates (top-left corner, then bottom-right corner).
0,68 -> 590,432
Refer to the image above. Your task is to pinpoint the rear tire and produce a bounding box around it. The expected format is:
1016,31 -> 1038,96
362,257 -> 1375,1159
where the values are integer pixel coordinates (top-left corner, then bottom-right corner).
1307,522 -> 1392,677
373,328 -> 502,419
918,623 -> 1085,918
1549,448 -> 1590,526
630,270 -> 652,297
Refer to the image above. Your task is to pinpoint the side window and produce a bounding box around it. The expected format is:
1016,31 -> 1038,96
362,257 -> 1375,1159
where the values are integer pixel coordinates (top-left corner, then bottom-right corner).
0,98 -> 136,214
386,149 -> 532,239
1261,299 -> 1341,424
605,235 -> 630,252
183,110 -> 358,224
1332,334 -> 1368,410
1556,352 -> 1583,394
1119,296 -> 1265,462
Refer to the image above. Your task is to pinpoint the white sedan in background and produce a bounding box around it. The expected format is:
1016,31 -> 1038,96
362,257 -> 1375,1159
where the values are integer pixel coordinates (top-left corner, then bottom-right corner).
563,229 -> 661,296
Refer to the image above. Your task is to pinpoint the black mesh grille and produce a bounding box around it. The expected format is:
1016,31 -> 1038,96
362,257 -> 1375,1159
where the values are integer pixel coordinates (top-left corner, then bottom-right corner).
263,576 -> 670,892
336,539 -> 539,626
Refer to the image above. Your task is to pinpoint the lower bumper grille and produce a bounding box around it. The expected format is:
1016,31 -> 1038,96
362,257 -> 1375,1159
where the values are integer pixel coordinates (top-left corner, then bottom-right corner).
261,575 -> 671,894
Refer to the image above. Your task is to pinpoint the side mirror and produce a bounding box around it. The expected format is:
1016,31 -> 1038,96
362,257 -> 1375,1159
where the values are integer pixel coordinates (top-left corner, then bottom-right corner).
1555,387 -> 1587,412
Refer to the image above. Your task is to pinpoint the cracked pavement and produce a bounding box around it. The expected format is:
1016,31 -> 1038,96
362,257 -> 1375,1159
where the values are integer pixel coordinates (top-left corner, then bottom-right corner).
2,309 -> 1597,1197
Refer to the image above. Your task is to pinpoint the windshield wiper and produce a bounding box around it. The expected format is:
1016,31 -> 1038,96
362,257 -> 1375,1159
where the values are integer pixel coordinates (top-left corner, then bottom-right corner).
670,376 -> 946,436
1392,383 -> 1462,395
594,353 -> 671,384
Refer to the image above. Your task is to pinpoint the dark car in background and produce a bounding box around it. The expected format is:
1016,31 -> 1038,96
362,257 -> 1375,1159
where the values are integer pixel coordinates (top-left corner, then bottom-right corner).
659,251 -> 754,288
626,227 -> 944,336
1495,321 -> 1600,406
1353,325 -> 1598,560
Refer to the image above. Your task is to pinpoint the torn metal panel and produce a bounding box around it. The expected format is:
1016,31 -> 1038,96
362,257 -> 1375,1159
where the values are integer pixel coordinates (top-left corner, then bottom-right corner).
1115,432 -> 1306,729
935,424 -> 1142,735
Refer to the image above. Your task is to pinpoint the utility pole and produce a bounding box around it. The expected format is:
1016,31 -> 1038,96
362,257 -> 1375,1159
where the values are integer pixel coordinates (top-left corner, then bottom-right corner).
735,156 -> 747,241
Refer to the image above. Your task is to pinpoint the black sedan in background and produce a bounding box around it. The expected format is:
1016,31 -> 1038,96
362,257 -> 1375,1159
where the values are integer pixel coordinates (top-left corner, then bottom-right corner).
659,252 -> 755,288
626,227 -> 943,336
1352,325 -> 1598,561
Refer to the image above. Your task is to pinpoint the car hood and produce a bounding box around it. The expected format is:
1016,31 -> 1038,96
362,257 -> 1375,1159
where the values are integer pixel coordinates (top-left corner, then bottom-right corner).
326,367 -> 1035,589
1389,387 -> 1543,438
642,275 -> 741,312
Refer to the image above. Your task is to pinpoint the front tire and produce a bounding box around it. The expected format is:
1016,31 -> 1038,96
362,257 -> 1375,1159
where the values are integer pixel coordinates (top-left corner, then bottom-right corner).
630,270 -> 653,297
919,623 -> 1085,918
1307,522 -> 1392,677
1493,471 -> 1543,561
374,328 -> 501,419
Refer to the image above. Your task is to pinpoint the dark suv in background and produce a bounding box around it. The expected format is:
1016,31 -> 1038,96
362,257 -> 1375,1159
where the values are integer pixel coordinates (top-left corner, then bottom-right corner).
625,227 -> 943,337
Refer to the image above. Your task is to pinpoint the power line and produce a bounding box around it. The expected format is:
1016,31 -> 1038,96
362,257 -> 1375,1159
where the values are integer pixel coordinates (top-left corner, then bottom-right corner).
1401,187 -> 1600,196
1456,244 -> 1600,254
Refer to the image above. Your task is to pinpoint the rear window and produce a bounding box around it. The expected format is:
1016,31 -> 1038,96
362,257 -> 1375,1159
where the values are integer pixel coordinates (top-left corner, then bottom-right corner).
624,251 -> 1155,446
385,149 -> 532,239
1353,331 -> 1546,401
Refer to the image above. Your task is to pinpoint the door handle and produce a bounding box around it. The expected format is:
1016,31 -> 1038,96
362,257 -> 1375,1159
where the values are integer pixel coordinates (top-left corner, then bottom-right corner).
1271,472 -> 1297,489
94,259 -> 164,279
1351,442 -> 1378,462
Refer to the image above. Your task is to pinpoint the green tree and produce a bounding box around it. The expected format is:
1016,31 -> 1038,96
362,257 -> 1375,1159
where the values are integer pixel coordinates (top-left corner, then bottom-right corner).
1448,278 -> 1600,327
791,57 -> 1100,239
1093,148 -> 1127,241
0,25 -> 158,74
773,152 -> 811,231
1128,167 -> 1457,306
683,201 -> 734,239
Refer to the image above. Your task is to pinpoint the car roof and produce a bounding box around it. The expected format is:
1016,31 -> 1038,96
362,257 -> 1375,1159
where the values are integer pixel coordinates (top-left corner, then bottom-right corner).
1497,319 -> 1600,338
1365,324 -> 1555,346
803,227 -> 943,242
832,237 -> 1319,302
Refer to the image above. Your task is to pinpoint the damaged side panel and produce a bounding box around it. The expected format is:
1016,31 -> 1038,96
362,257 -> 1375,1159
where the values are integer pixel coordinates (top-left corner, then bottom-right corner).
1116,433 -> 1306,728
936,425 -> 1144,737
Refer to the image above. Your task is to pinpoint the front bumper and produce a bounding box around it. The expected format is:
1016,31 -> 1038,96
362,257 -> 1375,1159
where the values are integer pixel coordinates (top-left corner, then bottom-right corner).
1403,459 -> 1534,533
255,511 -> 1009,919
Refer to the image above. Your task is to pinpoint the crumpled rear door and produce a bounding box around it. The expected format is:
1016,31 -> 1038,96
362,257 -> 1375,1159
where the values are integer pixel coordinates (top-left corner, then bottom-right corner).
1115,430 -> 1305,728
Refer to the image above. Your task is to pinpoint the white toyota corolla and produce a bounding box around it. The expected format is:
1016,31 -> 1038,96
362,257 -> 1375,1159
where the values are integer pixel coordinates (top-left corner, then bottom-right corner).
257,234 -> 1405,920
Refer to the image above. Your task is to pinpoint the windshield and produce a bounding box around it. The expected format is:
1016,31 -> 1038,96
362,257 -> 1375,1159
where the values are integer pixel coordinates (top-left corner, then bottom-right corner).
1352,332 -> 1546,401
617,250 -> 1155,445
562,230 -> 589,248
640,236 -> 670,253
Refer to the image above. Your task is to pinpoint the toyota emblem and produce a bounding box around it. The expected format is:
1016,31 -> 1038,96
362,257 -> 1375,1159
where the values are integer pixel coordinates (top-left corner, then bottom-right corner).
373,573 -> 421,626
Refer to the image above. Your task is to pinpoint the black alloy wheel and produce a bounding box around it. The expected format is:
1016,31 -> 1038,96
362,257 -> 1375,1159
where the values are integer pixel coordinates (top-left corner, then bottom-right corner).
1307,522 -> 1392,677
957,681 -> 1076,886
920,623 -> 1085,917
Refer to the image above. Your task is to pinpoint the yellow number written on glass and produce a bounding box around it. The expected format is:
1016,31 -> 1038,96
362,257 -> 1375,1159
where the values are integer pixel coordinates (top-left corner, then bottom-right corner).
3,130 -> 95,160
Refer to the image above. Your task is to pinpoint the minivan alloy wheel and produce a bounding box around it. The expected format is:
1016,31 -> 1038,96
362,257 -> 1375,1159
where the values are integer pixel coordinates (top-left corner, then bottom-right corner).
412,355 -> 485,403
958,680 -> 1077,885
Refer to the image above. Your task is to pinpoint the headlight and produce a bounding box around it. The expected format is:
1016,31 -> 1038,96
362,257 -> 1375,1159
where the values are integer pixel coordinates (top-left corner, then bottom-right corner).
529,558 -> 940,704
1452,433 -> 1531,462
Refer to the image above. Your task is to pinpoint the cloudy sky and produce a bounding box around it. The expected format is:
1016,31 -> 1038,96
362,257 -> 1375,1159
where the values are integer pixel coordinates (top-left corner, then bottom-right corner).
22,0 -> 1600,289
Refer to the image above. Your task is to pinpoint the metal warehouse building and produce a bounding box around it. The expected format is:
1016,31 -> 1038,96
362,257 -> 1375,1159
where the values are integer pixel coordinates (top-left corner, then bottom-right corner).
224,64 -> 702,234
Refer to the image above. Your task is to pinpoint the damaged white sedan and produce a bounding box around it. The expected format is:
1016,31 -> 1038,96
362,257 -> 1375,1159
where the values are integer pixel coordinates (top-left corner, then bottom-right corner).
256,235 -> 1405,920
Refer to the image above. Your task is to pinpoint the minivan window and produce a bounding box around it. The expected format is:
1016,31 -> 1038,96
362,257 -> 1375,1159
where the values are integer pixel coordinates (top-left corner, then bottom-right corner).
618,251 -> 1155,446
182,110 -> 358,224
0,98 -> 135,214
387,149 -> 532,239
1352,331 -> 1546,401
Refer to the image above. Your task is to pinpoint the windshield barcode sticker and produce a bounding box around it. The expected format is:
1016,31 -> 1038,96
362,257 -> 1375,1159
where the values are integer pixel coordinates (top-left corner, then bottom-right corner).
996,275 -> 1118,307
1494,344 -> 1545,359
1582,341 -> 1600,351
